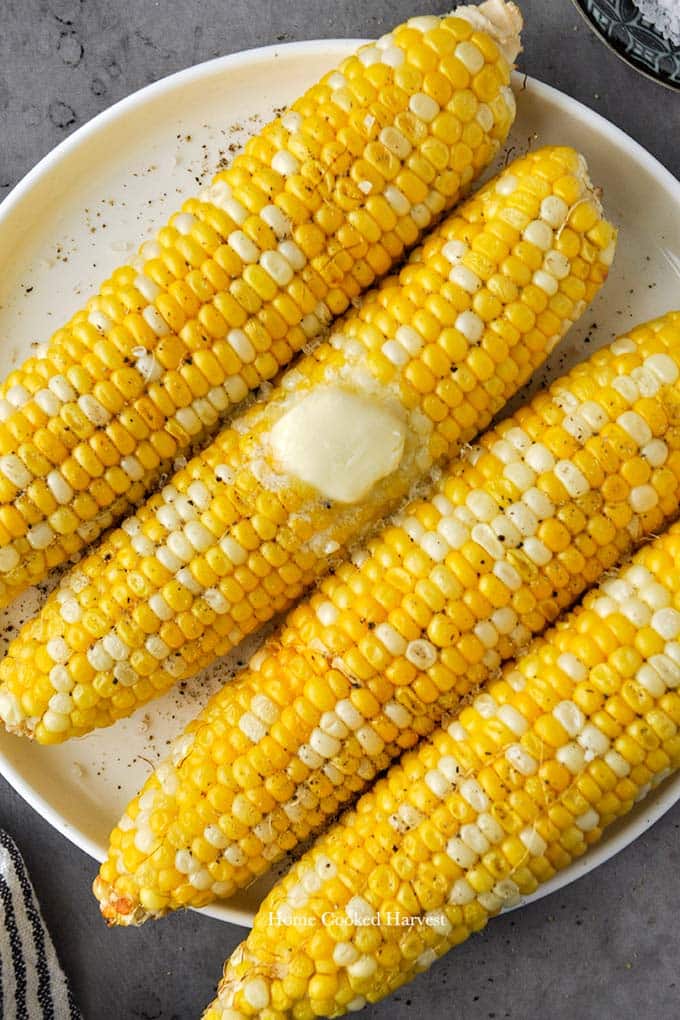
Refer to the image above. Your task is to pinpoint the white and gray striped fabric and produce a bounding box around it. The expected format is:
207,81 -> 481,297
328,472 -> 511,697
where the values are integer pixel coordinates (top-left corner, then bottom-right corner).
0,831 -> 80,1020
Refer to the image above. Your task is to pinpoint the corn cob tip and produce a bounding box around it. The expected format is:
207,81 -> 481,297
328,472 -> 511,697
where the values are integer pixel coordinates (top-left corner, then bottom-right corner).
454,0 -> 524,64
574,152 -> 605,220
0,692 -> 39,740
92,874 -> 154,927
205,950 -> 272,1020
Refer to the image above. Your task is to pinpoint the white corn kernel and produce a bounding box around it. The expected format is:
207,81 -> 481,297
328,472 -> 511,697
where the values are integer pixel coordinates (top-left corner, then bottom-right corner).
553,700 -> 585,736
578,723 -> 610,757
43,711 -> 70,733
437,516 -> 468,548
520,826 -> 547,856
356,725 -> 383,755
605,750 -> 631,778
557,653 -> 587,682
471,523 -> 504,559
243,978 -> 270,1011
450,264 -> 482,293
532,269 -> 558,295
384,701 -> 412,729
636,663 -> 666,697
260,204 -> 291,239
310,728 -> 341,758
543,249 -> 571,279
630,484 -> 658,512
459,778 -> 488,812
319,711 -> 348,740
0,455 -> 31,489
375,623 -> 407,657
611,375 -> 639,403
523,220 -> 553,250
141,305 -> 170,337
379,126 -> 411,159
78,394 -> 111,426
576,808 -> 600,832
455,40 -> 484,73
556,742 -> 585,774
408,14 -> 439,31
495,174 -> 518,197
27,522 -> 54,550
395,325 -> 423,354
494,560 -> 522,590
504,461 -> 535,491
506,502 -> 537,537
382,340 -> 409,366
455,309 -> 484,343
446,837 -> 478,869
466,490 -> 497,522
220,536 -> 248,565
642,439 -> 668,467
460,823 -> 490,855
617,411 -> 652,446
271,150 -> 299,176
645,353 -> 678,384
408,91 -> 439,122
405,639 -> 437,669
184,521 -> 213,553
384,186 -> 410,217
652,608 -> 680,639
336,699 -> 364,730
505,744 -> 538,775
497,704 -> 528,736
228,230 -> 259,263
442,239 -> 468,265
449,878 -> 475,905
261,249 -> 294,287
554,460 -> 589,498
149,593 -> 173,621
540,195 -> 569,228
425,769 -> 451,799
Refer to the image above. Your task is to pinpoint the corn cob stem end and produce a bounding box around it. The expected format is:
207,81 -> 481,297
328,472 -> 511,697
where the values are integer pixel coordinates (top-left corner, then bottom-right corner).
93,875 -> 157,927
455,0 -> 524,64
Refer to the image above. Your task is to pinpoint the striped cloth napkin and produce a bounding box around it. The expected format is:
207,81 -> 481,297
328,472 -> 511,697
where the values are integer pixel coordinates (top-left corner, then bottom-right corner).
0,831 -> 80,1019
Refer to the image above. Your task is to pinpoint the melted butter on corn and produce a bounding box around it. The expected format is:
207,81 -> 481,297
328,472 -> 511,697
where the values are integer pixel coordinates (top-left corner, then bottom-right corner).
204,522 -> 680,1020
269,388 -> 407,503
0,4 -> 520,607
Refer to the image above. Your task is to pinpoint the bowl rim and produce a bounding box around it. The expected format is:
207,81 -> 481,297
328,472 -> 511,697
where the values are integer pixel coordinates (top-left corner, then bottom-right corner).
2,38 -> 680,928
570,0 -> 680,92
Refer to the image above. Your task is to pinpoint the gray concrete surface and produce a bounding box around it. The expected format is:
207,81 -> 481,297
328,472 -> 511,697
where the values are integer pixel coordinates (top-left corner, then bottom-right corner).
1,1 -> 679,1018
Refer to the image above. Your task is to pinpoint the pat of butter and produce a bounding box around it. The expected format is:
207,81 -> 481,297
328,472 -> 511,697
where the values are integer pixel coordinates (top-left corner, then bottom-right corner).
270,387 -> 406,504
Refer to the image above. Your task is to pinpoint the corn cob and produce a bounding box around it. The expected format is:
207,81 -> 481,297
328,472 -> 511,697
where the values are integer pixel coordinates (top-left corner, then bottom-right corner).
205,521 -> 680,1020
0,5 -> 521,608
0,146 -> 612,745
98,311 -> 680,927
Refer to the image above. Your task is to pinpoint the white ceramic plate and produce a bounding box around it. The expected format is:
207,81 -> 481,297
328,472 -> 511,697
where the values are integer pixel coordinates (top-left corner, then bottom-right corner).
1,40 -> 680,929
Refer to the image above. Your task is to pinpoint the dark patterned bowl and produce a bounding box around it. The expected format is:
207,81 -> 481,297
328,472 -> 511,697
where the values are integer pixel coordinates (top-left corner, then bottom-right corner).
572,0 -> 680,90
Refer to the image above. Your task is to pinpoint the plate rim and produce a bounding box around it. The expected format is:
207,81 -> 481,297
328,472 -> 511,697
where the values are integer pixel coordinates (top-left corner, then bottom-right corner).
2,37 -> 680,929
570,0 -> 680,92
